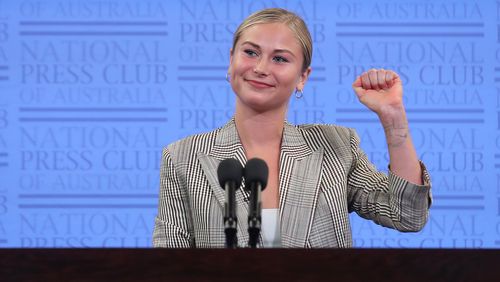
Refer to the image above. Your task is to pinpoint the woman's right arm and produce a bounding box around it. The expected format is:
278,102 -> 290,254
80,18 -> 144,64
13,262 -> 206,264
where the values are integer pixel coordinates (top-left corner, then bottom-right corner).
153,147 -> 194,248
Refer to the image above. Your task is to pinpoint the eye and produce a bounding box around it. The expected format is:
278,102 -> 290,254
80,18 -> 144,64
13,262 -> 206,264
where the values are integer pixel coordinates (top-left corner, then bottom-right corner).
244,49 -> 258,57
273,56 -> 289,63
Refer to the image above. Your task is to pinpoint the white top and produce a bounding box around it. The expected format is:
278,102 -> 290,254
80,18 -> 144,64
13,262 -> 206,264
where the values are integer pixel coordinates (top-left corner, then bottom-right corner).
261,208 -> 281,248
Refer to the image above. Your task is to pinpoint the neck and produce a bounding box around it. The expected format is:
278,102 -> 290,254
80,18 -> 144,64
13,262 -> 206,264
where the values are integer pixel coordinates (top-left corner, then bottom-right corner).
234,102 -> 286,150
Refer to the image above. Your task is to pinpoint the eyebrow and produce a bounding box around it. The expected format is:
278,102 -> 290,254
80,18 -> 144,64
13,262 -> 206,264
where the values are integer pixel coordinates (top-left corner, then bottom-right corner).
241,41 -> 296,57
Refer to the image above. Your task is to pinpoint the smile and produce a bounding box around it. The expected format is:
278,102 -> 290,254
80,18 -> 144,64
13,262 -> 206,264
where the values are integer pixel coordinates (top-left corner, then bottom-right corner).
246,79 -> 274,88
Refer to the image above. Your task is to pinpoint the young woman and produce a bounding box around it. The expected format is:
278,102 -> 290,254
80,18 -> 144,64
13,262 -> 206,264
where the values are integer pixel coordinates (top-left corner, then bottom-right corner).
153,8 -> 431,248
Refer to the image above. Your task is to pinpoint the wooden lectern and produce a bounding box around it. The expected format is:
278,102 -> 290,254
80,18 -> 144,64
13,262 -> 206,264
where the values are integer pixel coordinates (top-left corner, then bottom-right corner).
1,248 -> 498,281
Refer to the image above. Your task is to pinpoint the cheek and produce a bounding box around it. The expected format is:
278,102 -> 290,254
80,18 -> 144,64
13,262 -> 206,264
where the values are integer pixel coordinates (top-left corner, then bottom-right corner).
278,70 -> 301,87
232,56 -> 253,72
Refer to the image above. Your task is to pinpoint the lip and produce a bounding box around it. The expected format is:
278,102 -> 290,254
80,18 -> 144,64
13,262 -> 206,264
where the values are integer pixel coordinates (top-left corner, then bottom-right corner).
246,79 -> 274,88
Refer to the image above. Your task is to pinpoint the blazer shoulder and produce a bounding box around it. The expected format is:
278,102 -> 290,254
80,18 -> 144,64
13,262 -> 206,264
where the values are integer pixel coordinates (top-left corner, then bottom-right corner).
296,123 -> 354,149
166,127 -> 221,162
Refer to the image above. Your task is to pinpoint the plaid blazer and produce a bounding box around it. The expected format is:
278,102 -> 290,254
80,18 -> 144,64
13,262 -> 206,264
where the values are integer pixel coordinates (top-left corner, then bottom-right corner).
153,119 -> 431,248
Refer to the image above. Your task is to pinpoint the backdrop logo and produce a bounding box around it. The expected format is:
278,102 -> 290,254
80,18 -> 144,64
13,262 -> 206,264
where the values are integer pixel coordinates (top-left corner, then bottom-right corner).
0,1 -> 9,247
0,0 -> 498,248
12,0 -> 169,247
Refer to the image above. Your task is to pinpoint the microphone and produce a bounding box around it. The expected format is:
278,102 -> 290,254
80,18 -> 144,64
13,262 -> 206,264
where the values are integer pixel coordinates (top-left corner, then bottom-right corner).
217,158 -> 243,248
244,158 -> 268,248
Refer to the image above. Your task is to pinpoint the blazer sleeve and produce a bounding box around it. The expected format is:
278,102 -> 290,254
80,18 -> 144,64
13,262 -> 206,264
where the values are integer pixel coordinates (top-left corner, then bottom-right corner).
153,147 -> 194,247
346,128 -> 432,232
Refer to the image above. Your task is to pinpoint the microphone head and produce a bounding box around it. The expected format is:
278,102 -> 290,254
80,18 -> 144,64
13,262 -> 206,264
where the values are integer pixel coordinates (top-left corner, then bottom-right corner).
217,158 -> 243,189
244,158 -> 268,191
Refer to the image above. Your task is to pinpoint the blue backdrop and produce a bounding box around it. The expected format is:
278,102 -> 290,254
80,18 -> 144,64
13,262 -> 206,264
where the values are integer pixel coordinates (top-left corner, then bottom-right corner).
0,0 -> 498,248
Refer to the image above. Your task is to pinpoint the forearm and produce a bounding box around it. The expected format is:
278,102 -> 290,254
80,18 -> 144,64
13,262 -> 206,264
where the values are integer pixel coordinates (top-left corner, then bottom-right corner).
378,105 -> 423,185
352,68 -> 424,185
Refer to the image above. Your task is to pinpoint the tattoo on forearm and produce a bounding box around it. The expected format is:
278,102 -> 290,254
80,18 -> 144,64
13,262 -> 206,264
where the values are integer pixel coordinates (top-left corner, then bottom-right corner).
384,125 -> 408,147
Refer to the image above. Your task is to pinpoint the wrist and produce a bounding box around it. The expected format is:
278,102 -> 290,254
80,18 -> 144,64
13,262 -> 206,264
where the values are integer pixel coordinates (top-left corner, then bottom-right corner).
377,105 -> 409,148
377,103 -> 407,127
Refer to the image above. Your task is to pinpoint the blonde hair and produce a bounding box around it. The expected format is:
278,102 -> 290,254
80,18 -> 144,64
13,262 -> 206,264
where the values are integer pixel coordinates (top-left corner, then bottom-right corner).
231,8 -> 312,72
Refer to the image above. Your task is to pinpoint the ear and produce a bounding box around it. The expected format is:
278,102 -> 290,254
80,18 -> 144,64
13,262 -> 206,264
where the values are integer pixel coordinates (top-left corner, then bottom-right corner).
228,48 -> 234,73
296,66 -> 312,91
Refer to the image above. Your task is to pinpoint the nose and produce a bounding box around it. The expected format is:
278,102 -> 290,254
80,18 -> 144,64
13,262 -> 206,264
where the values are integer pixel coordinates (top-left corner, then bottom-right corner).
253,58 -> 269,76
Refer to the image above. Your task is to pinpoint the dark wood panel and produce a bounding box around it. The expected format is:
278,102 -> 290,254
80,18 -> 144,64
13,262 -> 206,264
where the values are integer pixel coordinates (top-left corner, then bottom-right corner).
0,248 -> 498,281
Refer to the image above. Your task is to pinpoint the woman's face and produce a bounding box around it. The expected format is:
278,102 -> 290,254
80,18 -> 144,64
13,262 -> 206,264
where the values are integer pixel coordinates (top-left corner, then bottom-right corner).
229,23 -> 310,113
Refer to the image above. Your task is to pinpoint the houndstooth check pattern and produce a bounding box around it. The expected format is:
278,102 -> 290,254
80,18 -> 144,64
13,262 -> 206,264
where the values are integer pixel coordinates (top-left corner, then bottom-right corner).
153,118 -> 432,248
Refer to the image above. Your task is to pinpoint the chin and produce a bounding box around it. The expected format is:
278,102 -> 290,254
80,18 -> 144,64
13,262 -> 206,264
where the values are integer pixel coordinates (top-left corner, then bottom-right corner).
237,95 -> 285,114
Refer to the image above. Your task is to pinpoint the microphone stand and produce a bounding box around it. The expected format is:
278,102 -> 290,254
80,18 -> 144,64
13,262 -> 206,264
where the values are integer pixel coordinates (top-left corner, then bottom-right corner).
247,181 -> 262,248
224,180 -> 238,249
244,158 -> 268,249
217,158 -> 243,249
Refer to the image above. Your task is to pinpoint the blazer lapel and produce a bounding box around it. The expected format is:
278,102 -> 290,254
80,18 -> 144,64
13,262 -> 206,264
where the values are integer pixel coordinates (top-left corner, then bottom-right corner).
197,119 -> 250,247
197,119 -> 324,248
279,122 -> 324,248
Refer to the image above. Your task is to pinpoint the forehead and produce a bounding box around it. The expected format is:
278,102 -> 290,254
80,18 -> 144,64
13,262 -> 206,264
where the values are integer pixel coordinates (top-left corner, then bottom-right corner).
237,23 -> 302,53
